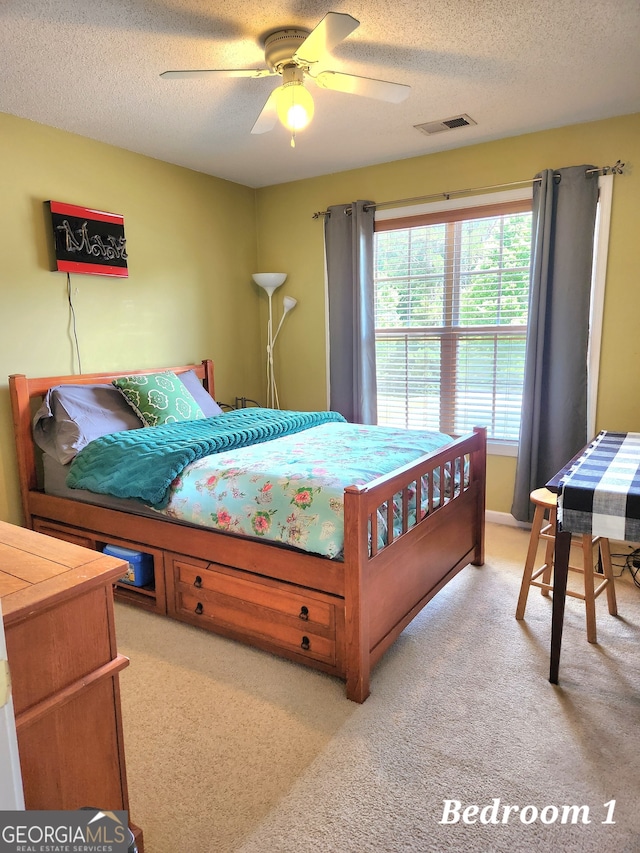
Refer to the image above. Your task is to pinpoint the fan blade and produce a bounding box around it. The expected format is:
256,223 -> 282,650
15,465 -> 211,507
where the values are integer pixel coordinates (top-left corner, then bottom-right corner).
251,89 -> 279,134
160,68 -> 274,79
293,12 -> 359,65
314,70 -> 410,103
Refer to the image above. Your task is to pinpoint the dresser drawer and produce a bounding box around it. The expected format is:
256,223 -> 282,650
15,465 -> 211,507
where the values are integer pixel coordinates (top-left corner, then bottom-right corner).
171,557 -> 338,667
7,586 -> 114,715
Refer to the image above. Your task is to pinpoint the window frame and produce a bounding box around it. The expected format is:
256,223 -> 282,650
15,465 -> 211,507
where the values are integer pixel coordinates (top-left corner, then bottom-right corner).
374,187 -> 534,456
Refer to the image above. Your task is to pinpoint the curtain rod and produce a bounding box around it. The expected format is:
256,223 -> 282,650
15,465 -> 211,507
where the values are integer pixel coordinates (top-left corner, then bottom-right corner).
311,161 -> 625,219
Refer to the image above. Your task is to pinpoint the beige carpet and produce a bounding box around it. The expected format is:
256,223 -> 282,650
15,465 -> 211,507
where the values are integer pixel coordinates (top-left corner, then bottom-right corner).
115,523 -> 640,853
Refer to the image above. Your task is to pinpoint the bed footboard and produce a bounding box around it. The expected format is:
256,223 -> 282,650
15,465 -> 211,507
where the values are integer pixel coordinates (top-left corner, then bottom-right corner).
343,427 -> 486,703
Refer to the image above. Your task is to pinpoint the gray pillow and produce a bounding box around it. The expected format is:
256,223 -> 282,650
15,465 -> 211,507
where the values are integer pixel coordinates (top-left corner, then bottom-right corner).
178,370 -> 224,418
33,384 -> 143,464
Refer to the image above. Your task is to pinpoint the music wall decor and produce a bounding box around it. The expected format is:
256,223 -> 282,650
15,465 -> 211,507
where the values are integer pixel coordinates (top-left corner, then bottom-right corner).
46,201 -> 128,277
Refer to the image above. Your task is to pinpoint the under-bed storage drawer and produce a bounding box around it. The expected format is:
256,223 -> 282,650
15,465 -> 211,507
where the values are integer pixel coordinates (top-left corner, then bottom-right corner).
168,555 -> 340,669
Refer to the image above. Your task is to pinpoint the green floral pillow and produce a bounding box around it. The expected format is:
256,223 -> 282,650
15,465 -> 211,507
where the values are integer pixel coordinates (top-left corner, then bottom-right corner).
113,372 -> 205,427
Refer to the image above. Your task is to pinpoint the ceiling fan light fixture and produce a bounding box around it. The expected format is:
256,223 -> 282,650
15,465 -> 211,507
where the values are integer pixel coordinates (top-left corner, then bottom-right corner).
275,65 -> 314,145
276,82 -> 314,130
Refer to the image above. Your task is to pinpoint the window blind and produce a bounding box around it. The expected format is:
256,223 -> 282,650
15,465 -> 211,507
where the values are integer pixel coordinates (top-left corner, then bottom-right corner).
374,200 -> 532,441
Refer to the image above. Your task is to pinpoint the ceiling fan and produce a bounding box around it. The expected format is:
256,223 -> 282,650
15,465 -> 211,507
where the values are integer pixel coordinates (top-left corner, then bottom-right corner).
160,12 -> 410,145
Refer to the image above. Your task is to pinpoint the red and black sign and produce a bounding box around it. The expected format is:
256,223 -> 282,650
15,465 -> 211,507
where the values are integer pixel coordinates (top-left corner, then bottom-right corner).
46,201 -> 128,277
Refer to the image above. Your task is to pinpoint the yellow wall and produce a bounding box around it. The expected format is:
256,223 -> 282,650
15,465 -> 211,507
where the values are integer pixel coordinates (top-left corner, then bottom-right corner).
2,111 -> 638,524
255,113 -> 640,513
0,112 -> 261,525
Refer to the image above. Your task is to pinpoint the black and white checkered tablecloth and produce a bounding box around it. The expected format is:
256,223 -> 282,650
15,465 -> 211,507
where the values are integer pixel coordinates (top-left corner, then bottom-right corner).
558,430 -> 640,541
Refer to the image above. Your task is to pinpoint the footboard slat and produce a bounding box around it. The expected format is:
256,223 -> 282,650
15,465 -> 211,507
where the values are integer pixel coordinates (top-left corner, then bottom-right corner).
427,466 -> 433,513
401,486 -> 410,534
415,476 -> 422,523
386,498 -> 395,547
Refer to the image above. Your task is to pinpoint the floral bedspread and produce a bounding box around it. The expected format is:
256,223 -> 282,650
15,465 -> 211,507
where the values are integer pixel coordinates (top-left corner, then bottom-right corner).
159,421 -> 452,559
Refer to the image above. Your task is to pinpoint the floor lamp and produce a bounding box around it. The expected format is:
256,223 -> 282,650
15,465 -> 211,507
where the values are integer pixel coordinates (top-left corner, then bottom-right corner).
252,273 -> 297,408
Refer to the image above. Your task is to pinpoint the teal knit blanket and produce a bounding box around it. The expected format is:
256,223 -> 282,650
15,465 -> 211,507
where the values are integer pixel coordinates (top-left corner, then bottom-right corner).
67,408 -> 346,508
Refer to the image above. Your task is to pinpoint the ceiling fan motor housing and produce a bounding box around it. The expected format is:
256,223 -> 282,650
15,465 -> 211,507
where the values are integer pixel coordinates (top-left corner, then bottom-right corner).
263,28 -> 310,72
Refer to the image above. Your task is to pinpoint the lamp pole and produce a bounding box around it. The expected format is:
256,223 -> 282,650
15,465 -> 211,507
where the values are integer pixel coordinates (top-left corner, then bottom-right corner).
270,295 -> 298,408
266,288 -> 277,408
252,273 -> 288,409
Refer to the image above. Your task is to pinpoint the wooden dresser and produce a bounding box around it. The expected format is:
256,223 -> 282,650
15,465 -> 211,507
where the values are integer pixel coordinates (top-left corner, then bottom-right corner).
0,520 -> 142,850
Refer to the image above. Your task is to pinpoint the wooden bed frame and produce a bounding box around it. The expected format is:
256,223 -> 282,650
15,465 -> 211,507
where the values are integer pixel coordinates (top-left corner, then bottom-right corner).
9,360 -> 486,703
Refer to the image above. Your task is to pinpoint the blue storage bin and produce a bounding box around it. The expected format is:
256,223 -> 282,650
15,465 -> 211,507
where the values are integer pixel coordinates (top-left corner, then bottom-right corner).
103,544 -> 154,588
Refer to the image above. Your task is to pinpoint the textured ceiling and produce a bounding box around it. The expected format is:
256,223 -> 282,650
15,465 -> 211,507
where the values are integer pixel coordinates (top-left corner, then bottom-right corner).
1,1 -> 639,188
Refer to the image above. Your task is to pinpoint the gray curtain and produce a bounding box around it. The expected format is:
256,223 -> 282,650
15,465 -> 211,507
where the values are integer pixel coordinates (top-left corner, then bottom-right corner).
511,165 -> 599,522
324,200 -> 377,423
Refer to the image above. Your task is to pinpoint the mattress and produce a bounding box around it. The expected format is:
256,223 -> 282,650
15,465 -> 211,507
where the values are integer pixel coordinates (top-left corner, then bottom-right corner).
42,452 -> 162,520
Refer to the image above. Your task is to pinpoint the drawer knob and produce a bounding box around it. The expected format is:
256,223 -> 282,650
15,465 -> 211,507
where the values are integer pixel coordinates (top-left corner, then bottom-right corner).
195,602 -> 204,615
299,606 -> 309,621
300,635 -> 310,651
194,575 -> 203,588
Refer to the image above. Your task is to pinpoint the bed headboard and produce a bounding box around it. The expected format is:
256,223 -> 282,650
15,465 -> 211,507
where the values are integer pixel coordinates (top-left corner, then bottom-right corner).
8,359 -> 215,527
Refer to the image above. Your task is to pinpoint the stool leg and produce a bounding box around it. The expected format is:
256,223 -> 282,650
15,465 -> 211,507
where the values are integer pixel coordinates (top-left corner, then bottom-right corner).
582,534 -> 597,643
516,504 -> 546,620
600,539 -> 618,616
540,505 -> 556,597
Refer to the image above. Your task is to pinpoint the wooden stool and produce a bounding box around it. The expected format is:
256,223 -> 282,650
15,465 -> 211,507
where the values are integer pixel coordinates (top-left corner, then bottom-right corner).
516,487 -> 617,643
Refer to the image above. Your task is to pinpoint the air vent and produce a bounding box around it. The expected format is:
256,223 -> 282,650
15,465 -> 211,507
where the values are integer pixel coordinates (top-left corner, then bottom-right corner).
414,114 -> 477,135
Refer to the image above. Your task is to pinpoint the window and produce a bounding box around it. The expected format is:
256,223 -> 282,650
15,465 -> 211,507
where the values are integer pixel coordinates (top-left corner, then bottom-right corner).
374,195 -> 533,443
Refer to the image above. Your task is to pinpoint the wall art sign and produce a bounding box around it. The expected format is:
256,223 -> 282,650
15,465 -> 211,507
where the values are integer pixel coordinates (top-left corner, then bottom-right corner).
46,200 -> 128,277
